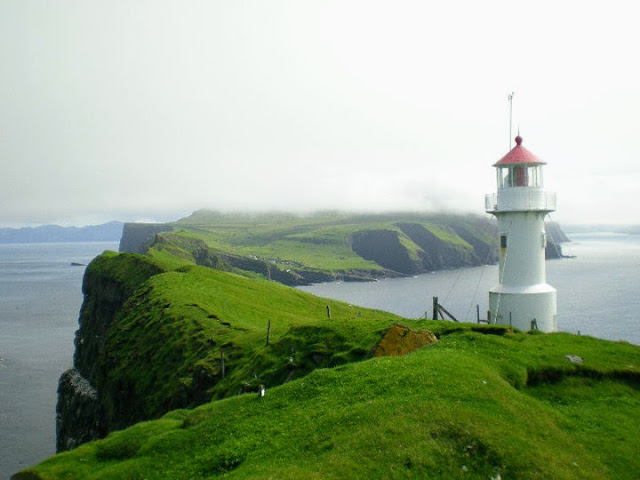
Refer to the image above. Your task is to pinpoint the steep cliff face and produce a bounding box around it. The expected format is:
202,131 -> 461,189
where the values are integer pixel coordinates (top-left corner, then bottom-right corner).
351,229 -> 418,274
73,253 -> 166,381
119,223 -> 173,254
396,223 -> 480,271
545,240 -> 564,259
56,252 -> 167,452
351,223 -> 493,275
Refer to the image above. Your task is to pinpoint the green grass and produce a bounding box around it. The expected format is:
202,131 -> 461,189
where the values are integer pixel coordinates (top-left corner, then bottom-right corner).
86,261 -> 406,431
151,210 -> 494,275
19,327 -> 640,479
424,223 -> 473,247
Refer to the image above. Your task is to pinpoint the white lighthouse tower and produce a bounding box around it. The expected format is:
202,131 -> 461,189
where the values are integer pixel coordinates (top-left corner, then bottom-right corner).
485,136 -> 557,332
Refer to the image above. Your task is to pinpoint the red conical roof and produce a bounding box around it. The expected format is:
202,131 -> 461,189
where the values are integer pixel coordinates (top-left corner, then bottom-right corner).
493,136 -> 545,166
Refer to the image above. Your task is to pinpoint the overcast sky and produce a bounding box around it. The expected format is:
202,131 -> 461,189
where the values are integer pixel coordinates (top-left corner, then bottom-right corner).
1,1 -> 638,227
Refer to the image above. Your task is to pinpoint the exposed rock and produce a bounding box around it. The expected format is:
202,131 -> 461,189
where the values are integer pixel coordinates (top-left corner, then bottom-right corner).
546,222 -> 571,244
374,323 -> 438,357
451,225 -> 497,264
565,354 -> 584,365
351,229 -> 418,275
119,223 -> 173,254
545,222 -> 570,259
351,224 -> 493,276
396,223 -> 479,270
56,369 -> 105,452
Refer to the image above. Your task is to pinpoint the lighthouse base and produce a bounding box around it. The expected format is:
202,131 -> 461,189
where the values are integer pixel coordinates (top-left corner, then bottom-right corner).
489,284 -> 557,333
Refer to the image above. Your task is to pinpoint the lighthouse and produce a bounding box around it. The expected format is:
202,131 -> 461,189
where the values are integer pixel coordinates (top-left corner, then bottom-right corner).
485,136 -> 557,332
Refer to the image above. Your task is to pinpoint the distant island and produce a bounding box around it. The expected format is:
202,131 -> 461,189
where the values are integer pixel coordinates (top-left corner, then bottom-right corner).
117,210 -> 569,286
0,221 -> 123,243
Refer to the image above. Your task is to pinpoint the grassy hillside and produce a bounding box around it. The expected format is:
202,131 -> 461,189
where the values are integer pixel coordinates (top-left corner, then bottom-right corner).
133,211 -> 498,284
98,263 -> 406,427
57,249 -> 414,451
19,326 -> 640,479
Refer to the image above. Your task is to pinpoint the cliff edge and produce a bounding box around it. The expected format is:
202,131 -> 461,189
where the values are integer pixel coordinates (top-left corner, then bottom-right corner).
55,252 -> 408,452
56,252 -> 168,451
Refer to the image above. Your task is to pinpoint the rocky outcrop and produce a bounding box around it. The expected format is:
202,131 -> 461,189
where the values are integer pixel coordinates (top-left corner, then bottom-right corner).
56,369 -> 104,452
373,323 -> 438,357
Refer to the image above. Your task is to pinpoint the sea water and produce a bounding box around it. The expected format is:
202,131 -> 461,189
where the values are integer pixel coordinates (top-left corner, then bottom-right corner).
300,233 -> 640,345
0,242 -> 118,479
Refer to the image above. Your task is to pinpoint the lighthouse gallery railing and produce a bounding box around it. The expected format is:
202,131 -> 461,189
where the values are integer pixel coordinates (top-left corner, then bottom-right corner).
485,189 -> 556,213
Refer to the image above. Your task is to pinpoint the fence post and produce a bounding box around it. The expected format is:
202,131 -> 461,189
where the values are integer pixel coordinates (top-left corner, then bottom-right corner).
266,319 -> 271,346
432,297 -> 439,320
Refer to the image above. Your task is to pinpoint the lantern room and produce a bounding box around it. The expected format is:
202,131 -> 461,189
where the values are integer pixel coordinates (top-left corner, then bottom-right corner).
485,136 -> 556,214
495,135 -> 545,188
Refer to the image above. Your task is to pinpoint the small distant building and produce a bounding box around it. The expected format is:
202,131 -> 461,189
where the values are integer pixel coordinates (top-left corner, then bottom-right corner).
485,136 -> 557,332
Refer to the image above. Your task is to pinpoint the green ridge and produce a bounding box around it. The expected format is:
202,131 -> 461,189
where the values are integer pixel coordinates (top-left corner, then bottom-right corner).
19,327 -> 640,479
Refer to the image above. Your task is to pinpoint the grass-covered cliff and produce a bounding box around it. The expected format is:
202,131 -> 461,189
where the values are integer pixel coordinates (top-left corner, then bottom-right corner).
120,211 -> 501,284
55,250 -> 411,453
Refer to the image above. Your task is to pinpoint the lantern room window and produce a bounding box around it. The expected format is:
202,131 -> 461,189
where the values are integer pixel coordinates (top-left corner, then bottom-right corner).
497,165 -> 543,188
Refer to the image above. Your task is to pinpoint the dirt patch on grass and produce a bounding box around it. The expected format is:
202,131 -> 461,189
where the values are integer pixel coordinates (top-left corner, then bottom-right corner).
374,323 -> 438,357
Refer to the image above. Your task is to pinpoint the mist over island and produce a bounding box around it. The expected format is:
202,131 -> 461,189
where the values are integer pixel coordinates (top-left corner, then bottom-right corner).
0,221 -> 123,243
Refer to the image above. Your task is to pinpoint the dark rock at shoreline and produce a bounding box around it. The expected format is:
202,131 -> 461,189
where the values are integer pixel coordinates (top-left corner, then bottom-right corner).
56,369 -> 104,452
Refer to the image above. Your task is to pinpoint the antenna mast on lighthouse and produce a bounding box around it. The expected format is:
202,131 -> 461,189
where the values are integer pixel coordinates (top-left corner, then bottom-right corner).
508,91 -> 514,149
